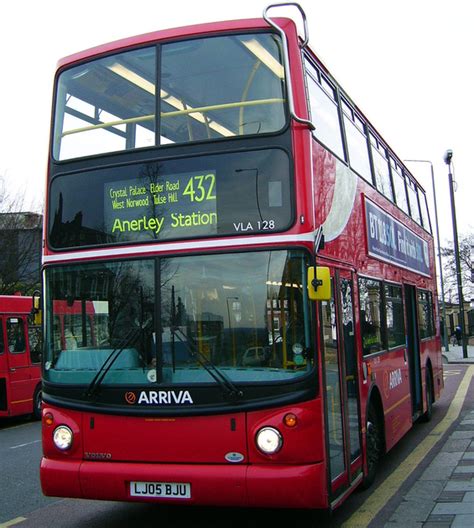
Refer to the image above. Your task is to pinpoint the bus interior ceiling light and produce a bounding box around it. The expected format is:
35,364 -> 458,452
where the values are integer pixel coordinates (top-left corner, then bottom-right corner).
241,39 -> 284,78
107,62 -> 234,137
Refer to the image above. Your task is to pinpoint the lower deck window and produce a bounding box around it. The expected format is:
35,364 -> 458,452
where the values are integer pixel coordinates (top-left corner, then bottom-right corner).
359,279 -> 383,355
359,278 -> 433,355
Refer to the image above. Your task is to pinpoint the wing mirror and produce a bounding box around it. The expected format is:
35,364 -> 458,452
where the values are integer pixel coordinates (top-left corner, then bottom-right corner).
307,267 -> 331,301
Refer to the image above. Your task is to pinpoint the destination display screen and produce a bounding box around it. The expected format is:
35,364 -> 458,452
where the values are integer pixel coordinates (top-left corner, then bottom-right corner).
104,171 -> 218,240
48,148 -> 293,249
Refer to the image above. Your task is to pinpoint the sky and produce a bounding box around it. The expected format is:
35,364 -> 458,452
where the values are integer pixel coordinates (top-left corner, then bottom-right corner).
0,0 -> 472,248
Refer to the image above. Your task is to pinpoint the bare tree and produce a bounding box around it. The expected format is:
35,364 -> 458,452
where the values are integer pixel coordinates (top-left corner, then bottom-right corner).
440,232 -> 474,303
0,179 -> 42,295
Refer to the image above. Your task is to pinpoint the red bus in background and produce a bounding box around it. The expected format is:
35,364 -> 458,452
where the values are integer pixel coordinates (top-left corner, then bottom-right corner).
0,294 -> 42,419
53,300 -> 108,351
40,3 -> 443,513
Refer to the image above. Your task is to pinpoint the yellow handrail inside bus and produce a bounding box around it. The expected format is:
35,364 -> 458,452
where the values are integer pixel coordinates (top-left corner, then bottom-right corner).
61,98 -> 285,137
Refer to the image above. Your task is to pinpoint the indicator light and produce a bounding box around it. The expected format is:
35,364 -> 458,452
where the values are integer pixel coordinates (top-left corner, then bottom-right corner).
44,412 -> 54,426
283,413 -> 297,427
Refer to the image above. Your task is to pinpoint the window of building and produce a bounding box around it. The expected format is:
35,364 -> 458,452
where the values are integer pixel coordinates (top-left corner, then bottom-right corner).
305,60 -> 344,160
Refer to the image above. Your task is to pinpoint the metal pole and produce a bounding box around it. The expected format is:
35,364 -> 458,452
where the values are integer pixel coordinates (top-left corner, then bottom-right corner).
446,154 -> 468,358
404,159 -> 449,351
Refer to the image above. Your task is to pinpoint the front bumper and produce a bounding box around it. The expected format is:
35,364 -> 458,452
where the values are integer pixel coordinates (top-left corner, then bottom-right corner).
40,457 -> 327,509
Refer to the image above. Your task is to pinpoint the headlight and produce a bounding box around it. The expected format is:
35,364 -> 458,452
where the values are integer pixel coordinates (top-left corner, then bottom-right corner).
256,426 -> 283,454
53,425 -> 73,451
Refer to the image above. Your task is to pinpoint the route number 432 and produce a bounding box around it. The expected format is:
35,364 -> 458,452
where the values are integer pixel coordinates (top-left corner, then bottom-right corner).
183,174 -> 216,202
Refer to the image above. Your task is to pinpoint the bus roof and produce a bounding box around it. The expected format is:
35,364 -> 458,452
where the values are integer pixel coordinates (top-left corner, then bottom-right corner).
53,12 -> 425,195
56,17 -> 295,69
0,295 -> 33,315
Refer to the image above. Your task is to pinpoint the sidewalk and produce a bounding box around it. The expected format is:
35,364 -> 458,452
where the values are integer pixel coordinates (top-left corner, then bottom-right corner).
443,344 -> 474,364
385,406 -> 474,527
383,357 -> 474,527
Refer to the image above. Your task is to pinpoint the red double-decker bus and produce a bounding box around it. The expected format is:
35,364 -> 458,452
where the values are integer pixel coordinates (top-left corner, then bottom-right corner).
0,294 -> 42,419
40,3 -> 443,512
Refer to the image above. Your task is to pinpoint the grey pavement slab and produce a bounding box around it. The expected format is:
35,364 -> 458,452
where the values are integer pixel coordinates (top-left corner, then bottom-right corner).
388,499 -> 436,523
451,514 -> 474,527
442,438 -> 472,452
432,502 -> 474,515
384,522 -> 424,528
450,431 -> 474,440
404,480 -> 444,501
420,463 -> 453,480
444,481 -> 474,492
454,466 -> 474,474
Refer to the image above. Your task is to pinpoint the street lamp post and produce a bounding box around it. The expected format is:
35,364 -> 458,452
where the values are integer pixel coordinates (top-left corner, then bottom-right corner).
444,150 -> 468,358
404,159 -> 449,351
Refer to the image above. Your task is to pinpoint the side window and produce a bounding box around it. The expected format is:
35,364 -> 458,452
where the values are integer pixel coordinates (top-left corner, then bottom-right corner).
341,100 -> 372,183
305,60 -> 344,160
406,177 -> 421,225
370,133 -> 394,201
7,318 -> 26,353
0,319 -> 4,354
391,159 -> 409,214
417,290 -> 435,339
359,278 -> 383,355
419,190 -> 432,233
28,325 -> 43,363
385,284 -> 405,348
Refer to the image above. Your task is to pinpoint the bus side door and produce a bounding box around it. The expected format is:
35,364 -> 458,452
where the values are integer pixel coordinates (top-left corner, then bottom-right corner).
5,316 -> 32,415
0,317 -> 8,413
320,268 -> 363,503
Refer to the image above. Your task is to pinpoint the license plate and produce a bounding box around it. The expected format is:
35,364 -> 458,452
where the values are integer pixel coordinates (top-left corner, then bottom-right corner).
130,481 -> 191,499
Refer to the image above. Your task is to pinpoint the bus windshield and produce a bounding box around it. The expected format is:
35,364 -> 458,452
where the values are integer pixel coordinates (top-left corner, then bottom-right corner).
53,32 -> 287,160
44,250 -> 314,388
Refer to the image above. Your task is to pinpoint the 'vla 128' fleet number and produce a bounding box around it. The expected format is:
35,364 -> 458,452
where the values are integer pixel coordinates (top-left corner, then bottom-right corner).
233,220 -> 276,232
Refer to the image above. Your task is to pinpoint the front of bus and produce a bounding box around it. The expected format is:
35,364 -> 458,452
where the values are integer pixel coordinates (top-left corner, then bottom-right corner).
41,17 -> 327,509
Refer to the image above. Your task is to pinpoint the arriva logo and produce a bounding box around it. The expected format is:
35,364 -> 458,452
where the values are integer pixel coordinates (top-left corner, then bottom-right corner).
389,368 -> 403,390
125,390 -> 194,405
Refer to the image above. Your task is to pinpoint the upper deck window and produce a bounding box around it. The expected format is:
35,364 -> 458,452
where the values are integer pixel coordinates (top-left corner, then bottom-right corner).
305,60 -> 344,160
370,133 -> 393,202
419,191 -> 432,233
390,158 -> 409,215
341,100 -> 372,183
406,177 -> 422,225
53,33 -> 287,161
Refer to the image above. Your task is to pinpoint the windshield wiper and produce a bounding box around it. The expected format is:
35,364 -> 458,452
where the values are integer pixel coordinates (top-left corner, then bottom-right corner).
170,325 -> 243,401
84,326 -> 142,399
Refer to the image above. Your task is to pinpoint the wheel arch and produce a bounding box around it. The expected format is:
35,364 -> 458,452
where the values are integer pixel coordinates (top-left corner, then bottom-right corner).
365,384 -> 386,453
